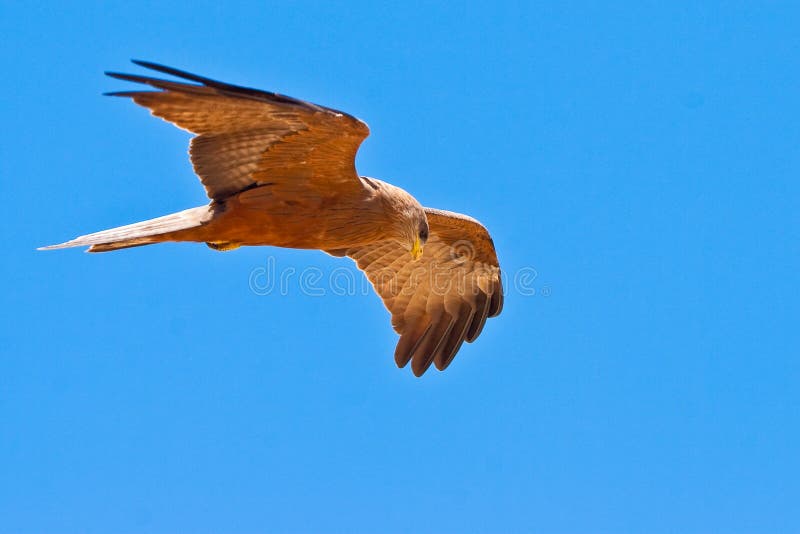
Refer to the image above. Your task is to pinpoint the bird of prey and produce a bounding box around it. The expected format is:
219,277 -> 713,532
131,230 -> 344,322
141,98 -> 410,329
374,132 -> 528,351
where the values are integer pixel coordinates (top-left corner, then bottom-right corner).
41,60 -> 503,376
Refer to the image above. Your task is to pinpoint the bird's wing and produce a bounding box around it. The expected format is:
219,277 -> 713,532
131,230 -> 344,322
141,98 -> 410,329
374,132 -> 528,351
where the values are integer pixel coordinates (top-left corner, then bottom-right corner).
343,208 -> 503,376
105,60 -> 370,201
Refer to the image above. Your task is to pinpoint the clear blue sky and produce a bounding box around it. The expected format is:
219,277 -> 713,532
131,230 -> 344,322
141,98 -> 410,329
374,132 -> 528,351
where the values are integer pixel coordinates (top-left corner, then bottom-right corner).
2,2 -> 798,533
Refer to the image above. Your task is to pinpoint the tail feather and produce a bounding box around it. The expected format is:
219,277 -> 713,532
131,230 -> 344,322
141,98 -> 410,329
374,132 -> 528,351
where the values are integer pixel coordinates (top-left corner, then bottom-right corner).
39,205 -> 214,252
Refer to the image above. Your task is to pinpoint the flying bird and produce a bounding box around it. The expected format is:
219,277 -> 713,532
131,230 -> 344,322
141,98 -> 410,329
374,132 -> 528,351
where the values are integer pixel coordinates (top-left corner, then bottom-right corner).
41,60 -> 503,376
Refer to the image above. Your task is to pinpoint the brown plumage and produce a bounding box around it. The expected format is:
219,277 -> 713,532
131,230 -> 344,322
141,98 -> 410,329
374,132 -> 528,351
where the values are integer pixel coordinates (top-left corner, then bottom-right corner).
41,60 -> 503,376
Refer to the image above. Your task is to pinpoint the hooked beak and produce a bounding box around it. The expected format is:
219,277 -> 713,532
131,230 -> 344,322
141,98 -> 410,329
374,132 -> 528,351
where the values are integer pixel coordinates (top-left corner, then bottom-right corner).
410,237 -> 424,261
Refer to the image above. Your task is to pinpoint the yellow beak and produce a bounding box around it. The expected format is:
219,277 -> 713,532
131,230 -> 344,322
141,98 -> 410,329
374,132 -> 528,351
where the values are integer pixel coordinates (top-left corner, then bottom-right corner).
410,237 -> 424,261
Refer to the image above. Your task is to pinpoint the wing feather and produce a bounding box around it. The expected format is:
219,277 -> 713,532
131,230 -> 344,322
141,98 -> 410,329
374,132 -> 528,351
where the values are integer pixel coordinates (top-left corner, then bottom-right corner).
343,208 -> 502,376
105,61 -> 370,201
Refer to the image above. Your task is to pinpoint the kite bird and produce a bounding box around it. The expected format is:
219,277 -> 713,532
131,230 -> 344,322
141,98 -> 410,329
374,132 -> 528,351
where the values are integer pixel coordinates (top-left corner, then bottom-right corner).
41,60 -> 503,376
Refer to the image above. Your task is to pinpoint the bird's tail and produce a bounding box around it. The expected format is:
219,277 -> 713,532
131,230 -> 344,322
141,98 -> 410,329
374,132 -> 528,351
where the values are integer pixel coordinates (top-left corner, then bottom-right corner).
38,205 -> 214,253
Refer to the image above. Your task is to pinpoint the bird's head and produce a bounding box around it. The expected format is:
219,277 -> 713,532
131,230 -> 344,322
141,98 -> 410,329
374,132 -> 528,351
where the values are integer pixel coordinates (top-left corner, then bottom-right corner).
395,197 -> 428,261
371,178 -> 429,261
409,213 -> 429,261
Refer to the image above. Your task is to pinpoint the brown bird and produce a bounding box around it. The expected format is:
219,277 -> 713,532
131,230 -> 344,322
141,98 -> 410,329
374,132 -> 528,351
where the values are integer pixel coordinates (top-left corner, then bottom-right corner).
41,60 -> 503,376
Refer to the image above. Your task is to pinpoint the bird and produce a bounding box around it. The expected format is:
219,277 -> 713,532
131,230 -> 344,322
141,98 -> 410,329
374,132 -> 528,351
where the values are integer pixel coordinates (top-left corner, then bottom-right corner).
40,60 -> 503,376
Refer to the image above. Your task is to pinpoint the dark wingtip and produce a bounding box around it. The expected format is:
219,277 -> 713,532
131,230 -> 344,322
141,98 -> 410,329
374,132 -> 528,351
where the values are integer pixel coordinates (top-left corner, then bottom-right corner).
130,59 -> 181,75
489,288 -> 504,317
128,59 -> 215,86
103,91 -> 142,97
131,59 -> 171,71
411,351 -> 436,377
113,58 -> 341,117
105,71 -> 138,82
130,59 -> 167,72
395,352 -> 411,369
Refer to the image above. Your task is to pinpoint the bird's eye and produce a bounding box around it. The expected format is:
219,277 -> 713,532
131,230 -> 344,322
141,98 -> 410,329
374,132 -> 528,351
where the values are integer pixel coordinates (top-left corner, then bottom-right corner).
419,227 -> 429,243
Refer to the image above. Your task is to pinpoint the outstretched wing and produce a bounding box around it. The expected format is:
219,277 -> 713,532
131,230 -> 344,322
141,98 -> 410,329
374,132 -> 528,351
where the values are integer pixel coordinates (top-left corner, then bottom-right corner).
106,60 -> 370,201
344,209 -> 503,376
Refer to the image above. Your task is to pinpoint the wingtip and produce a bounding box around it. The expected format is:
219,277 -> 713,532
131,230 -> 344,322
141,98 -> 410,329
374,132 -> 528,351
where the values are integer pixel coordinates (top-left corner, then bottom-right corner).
411,354 -> 435,377
104,70 -> 129,81
125,59 -> 213,85
131,58 -> 158,69
103,91 -> 142,97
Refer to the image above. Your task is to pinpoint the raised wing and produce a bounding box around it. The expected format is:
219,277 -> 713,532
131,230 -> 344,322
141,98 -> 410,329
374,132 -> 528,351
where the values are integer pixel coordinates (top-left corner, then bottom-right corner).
345,209 -> 503,376
105,60 -> 370,201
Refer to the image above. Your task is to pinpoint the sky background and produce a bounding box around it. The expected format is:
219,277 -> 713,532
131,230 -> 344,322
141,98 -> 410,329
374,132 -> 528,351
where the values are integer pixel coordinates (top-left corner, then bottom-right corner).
1,2 -> 799,533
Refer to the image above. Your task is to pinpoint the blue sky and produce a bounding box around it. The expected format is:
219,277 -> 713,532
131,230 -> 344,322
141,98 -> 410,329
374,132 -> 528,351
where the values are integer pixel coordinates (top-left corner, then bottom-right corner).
1,2 -> 799,532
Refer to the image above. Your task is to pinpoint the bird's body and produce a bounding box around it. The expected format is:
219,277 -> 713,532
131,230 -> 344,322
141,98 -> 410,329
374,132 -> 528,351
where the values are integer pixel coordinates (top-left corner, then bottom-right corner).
81,176 -> 406,252
42,61 -> 503,376
200,177 -> 418,251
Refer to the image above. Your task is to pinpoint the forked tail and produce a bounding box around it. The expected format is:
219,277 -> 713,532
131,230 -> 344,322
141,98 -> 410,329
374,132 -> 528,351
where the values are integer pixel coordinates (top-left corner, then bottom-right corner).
39,205 -> 214,252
